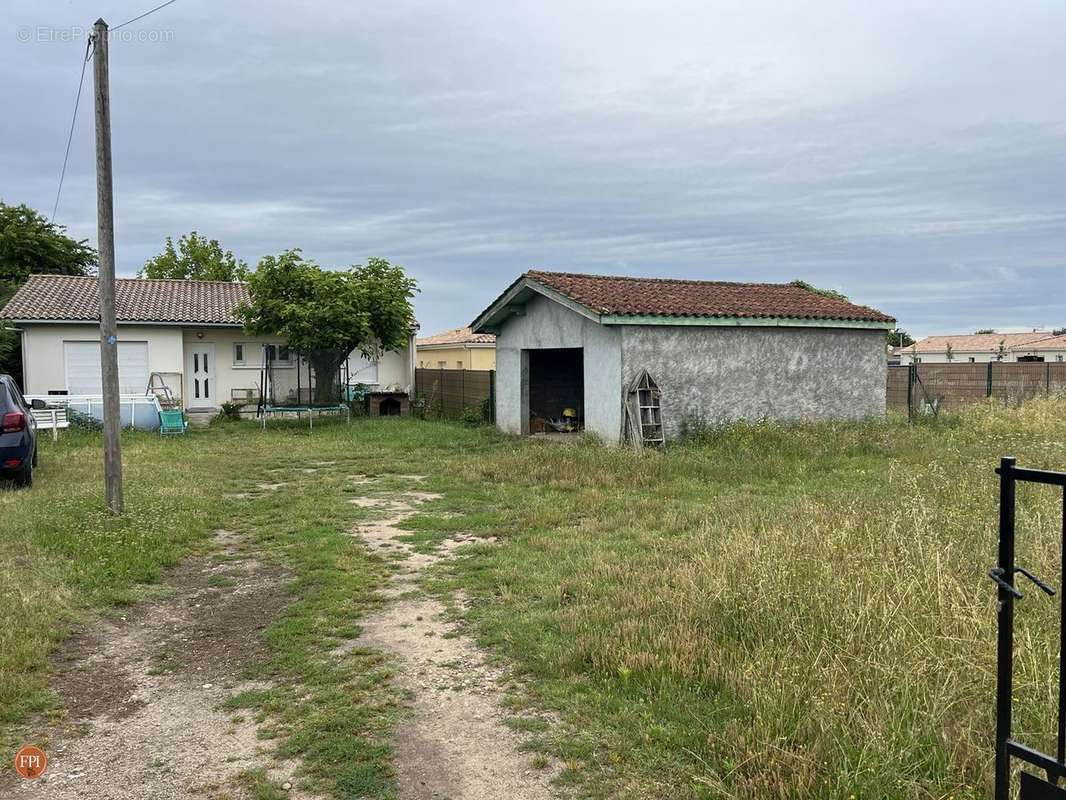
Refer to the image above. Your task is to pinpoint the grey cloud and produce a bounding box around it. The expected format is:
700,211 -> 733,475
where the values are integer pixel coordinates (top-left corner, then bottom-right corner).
2,0 -> 1065,336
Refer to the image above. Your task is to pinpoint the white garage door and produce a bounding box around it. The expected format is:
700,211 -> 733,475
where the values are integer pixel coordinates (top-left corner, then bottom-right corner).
64,341 -> 150,395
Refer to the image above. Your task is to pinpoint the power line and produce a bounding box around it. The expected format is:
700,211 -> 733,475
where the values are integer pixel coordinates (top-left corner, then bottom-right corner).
52,37 -> 93,221
112,0 -> 181,31
52,0 -> 181,219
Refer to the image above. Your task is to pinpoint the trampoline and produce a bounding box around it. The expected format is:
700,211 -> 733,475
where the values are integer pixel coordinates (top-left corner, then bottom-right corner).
257,344 -> 353,430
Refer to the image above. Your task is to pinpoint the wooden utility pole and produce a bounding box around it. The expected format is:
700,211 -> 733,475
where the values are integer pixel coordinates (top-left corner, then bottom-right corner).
93,18 -> 124,515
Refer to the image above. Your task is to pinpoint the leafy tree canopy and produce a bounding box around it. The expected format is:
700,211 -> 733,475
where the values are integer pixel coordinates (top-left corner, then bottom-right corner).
974,328 -> 996,335
0,202 -> 97,383
238,251 -> 417,402
887,327 -> 914,347
0,201 -> 96,304
140,231 -> 248,281
789,279 -> 849,303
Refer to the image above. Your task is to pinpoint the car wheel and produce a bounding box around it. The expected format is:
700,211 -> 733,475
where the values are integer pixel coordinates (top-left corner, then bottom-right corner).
15,459 -> 32,488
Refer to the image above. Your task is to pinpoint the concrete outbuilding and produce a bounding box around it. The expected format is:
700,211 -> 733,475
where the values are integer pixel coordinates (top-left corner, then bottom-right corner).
471,271 -> 895,444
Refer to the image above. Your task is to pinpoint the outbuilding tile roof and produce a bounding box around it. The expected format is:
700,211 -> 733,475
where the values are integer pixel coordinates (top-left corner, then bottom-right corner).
523,270 -> 894,323
417,326 -> 495,346
0,274 -> 250,325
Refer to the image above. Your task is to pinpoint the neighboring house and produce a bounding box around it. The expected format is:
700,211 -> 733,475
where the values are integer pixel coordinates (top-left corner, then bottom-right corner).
416,327 -> 496,370
1017,335 -> 1066,362
0,275 -> 416,413
904,332 -> 1066,364
471,270 -> 895,444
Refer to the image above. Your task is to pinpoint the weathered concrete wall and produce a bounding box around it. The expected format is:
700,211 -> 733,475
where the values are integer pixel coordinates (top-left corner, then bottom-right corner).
620,325 -> 887,439
494,293 -> 622,442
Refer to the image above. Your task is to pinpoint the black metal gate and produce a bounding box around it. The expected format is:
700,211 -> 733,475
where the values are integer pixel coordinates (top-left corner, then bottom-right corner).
991,456 -> 1066,799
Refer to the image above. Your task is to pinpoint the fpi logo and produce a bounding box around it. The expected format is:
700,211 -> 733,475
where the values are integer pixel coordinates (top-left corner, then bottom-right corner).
14,745 -> 47,780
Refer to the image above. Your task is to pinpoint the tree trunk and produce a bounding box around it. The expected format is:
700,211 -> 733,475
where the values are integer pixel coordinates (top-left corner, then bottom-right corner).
308,349 -> 345,405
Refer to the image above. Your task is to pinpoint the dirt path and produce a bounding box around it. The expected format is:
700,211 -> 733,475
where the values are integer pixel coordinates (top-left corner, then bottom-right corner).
349,481 -> 559,800
3,529 -> 311,800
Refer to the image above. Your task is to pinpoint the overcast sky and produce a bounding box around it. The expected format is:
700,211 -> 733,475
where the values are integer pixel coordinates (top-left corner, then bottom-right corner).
3,1 -> 1065,337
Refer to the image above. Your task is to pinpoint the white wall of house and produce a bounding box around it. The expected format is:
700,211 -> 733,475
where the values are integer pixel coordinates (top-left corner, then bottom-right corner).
1016,349 -> 1066,363
182,327 -> 295,408
907,350 -> 1066,364
21,322 -> 415,409
184,328 -> 414,407
20,323 -> 184,396
373,333 -> 417,391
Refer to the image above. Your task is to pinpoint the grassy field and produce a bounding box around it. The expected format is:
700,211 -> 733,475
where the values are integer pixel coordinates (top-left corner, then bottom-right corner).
2,402 -> 1066,798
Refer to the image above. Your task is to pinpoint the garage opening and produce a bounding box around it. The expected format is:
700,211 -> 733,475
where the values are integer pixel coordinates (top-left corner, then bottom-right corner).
63,340 -> 149,395
526,347 -> 584,435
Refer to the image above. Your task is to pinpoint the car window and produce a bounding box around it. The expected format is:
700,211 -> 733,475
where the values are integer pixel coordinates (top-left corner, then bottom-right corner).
8,380 -> 26,410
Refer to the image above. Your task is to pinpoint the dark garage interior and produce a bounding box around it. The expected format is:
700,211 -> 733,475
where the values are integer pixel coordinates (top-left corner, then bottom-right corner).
527,347 -> 584,433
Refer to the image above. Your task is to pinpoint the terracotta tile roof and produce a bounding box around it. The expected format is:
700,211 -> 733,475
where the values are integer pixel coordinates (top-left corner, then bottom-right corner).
911,332 -> 1055,353
0,274 -> 250,325
523,270 -> 893,323
1018,334 -> 1066,352
417,326 -> 495,346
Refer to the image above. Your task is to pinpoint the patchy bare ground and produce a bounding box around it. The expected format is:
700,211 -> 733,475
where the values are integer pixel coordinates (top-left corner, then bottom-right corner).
5,471 -> 558,800
3,529 -> 313,800
348,481 -> 559,800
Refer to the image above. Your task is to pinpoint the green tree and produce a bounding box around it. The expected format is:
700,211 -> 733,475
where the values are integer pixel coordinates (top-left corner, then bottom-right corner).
0,202 -> 97,381
0,202 -> 96,303
975,328 -> 996,335
887,327 -> 914,348
140,231 -> 248,281
789,279 -> 849,303
238,251 -> 417,403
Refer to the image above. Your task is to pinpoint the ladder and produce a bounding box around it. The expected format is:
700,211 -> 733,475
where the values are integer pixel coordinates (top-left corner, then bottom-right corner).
145,372 -> 180,409
635,373 -> 663,446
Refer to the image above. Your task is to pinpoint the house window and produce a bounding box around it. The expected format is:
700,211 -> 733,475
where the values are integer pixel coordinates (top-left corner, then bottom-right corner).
968,357 -> 975,363
437,360 -> 447,369
266,344 -> 293,365
234,343 -> 245,365
456,360 -> 464,369
347,352 -> 378,384
1058,355 -> 1064,362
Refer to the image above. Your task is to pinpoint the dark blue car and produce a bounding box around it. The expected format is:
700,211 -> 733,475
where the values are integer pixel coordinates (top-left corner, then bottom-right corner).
0,374 -> 39,487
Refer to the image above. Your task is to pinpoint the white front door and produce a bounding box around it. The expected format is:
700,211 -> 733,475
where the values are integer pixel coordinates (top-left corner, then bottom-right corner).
186,343 -> 215,407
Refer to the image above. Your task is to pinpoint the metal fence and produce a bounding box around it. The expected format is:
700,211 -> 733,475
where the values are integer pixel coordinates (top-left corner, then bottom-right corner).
25,393 -> 162,430
888,363 -> 1066,414
414,368 -> 495,421
989,457 -> 1066,799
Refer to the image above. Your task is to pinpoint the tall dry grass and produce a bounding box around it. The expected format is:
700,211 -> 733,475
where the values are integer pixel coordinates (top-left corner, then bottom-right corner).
437,399 -> 1066,798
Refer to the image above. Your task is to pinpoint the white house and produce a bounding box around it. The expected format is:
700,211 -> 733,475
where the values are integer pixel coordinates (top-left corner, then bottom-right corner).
0,275 -> 415,415
905,332 -> 1066,364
